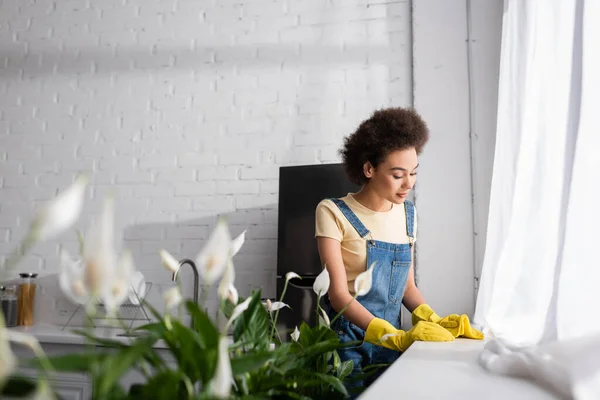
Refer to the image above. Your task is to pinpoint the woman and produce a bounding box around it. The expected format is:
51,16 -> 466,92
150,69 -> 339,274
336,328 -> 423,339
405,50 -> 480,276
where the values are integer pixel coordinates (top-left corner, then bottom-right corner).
315,107 -> 480,393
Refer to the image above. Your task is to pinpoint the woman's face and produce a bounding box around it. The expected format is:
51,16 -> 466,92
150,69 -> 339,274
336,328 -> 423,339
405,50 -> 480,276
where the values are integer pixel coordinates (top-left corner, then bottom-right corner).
364,147 -> 419,204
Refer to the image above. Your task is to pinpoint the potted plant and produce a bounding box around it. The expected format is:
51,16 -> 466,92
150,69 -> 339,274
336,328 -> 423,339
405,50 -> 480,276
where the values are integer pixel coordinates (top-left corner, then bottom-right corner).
1,177 -> 378,399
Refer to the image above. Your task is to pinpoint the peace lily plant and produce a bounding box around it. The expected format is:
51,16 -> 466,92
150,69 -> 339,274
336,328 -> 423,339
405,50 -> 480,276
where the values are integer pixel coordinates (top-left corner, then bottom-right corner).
0,177 -> 380,399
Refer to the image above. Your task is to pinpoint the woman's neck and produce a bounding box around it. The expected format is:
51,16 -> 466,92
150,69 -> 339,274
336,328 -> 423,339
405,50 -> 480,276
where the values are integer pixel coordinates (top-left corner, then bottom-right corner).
352,186 -> 393,212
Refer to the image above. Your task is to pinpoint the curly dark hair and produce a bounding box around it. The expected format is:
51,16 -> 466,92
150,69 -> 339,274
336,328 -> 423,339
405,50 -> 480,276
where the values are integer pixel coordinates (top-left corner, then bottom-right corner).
339,107 -> 429,185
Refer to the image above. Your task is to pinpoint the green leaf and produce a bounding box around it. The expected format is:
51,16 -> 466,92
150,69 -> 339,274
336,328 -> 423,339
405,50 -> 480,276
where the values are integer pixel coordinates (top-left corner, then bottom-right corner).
135,322 -> 167,337
95,338 -> 157,397
185,300 -> 220,349
0,375 -> 37,397
128,371 -> 190,399
332,350 -> 340,370
170,319 -> 218,383
296,372 -> 348,396
230,351 -> 274,375
337,360 -> 354,380
220,297 -> 236,319
29,352 -> 104,372
298,324 -> 337,348
302,338 -> 362,358
71,329 -> 128,348
298,322 -> 313,347
233,291 -> 270,348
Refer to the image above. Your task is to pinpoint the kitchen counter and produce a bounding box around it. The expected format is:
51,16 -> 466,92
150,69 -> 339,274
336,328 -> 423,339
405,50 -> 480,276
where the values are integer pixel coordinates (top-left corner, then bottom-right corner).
361,339 -> 560,400
8,323 -> 170,348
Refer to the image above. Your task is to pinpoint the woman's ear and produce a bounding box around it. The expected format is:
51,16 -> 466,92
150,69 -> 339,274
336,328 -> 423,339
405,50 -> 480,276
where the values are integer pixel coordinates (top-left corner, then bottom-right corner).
363,161 -> 374,179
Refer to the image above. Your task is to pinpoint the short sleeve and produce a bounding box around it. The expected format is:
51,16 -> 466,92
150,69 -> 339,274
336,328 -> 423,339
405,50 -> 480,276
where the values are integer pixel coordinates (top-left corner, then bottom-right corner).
315,200 -> 344,242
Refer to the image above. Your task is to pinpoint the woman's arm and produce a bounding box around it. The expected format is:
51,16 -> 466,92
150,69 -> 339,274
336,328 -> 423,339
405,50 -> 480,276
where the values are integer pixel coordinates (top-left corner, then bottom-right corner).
317,237 -> 375,331
401,247 -> 426,312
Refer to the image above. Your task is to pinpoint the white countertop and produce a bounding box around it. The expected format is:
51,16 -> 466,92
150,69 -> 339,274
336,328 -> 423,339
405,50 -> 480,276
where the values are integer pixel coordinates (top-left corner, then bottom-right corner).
361,339 -> 560,400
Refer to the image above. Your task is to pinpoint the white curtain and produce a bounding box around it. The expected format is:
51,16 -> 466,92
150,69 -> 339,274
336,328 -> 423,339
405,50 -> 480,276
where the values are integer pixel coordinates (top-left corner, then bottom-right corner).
474,0 -> 600,398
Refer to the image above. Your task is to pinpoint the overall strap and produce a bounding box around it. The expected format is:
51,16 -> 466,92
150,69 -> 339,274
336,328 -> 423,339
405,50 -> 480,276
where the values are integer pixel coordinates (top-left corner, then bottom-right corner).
404,200 -> 415,246
329,198 -> 371,239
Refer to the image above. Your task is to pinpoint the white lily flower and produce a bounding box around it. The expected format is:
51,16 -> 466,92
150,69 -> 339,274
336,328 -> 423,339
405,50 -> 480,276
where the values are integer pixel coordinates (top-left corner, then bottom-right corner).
30,175 -> 88,241
103,249 -> 135,316
163,286 -> 183,310
354,262 -> 375,296
195,219 -> 232,285
320,308 -> 330,327
218,260 -> 236,302
230,230 -> 246,257
159,249 -> 180,274
269,301 -> 289,312
225,296 -> 252,331
211,337 -> 232,398
58,249 -> 89,305
313,267 -> 330,297
83,196 -> 117,299
291,326 -> 300,342
58,196 -> 133,316
285,272 -> 301,282
217,229 -> 246,304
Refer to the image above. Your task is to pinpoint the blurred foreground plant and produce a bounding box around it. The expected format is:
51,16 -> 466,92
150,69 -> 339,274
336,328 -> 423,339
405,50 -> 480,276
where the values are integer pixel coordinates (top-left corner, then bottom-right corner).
0,178 -> 382,399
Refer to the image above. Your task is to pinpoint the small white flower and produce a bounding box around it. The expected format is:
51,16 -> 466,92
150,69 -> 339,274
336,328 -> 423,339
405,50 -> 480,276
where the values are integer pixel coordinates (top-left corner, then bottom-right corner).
291,326 -> 300,342
163,286 -> 183,310
269,301 -> 289,312
285,272 -> 301,282
195,219 -> 232,285
320,308 -> 330,327
211,337 -> 232,398
230,230 -> 246,257
30,175 -> 88,241
313,267 -> 330,297
225,296 -> 252,331
58,249 -> 89,305
226,285 -> 239,305
159,249 -> 180,274
354,262 -> 375,296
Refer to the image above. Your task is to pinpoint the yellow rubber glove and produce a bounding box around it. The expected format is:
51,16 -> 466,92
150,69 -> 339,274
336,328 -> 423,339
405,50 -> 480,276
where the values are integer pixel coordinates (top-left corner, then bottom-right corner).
412,304 -> 484,340
364,317 -> 455,352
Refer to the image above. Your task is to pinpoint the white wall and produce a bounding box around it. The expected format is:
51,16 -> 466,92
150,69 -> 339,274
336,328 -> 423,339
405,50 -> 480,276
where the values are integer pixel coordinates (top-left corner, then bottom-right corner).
0,0 -> 413,314
412,0 -> 502,318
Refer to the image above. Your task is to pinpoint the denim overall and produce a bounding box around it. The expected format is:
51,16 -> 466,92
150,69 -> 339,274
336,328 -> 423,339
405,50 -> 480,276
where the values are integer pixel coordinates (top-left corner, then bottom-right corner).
326,198 -> 415,395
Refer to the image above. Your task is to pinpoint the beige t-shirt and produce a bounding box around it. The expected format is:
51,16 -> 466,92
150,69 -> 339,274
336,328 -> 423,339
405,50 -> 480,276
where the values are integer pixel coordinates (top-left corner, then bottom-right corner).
315,193 -> 417,294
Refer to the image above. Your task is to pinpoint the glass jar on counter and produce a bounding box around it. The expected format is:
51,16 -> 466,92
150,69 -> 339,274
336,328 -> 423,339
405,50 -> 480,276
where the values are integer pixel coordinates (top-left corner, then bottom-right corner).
17,273 -> 38,326
1,285 -> 19,327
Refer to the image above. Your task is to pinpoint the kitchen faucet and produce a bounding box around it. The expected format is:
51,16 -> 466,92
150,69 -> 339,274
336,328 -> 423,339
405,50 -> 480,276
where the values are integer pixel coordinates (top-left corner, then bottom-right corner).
172,258 -> 199,328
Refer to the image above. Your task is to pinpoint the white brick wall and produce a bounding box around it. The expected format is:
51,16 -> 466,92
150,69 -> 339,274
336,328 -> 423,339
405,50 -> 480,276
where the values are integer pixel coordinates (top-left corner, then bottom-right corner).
0,0 -> 412,310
